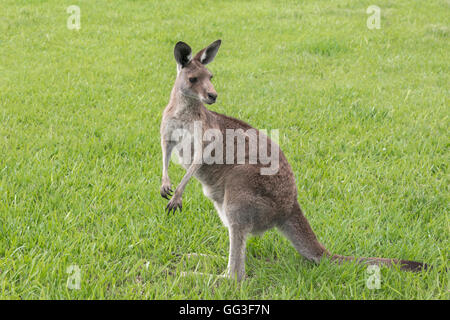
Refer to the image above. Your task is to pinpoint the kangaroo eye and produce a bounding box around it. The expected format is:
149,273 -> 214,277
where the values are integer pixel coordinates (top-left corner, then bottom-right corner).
189,77 -> 197,84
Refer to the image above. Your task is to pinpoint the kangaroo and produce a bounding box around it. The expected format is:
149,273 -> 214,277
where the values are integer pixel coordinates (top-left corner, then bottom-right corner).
160,40 -> 427,281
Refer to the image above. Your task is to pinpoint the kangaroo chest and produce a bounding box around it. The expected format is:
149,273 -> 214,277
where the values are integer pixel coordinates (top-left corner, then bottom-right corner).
162,108 -> 226,205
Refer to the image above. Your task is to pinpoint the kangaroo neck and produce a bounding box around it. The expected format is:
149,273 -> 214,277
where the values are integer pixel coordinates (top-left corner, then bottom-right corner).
169,84 -> 204,117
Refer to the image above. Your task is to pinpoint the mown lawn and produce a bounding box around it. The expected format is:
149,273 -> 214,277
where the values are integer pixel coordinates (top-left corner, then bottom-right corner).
0,0 -> 448,299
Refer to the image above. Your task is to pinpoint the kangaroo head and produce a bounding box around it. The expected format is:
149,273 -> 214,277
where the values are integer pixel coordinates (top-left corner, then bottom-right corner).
174,40 -> 221,105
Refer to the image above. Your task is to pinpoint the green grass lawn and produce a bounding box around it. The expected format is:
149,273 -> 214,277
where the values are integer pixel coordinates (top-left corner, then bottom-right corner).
0,0 -> 448,299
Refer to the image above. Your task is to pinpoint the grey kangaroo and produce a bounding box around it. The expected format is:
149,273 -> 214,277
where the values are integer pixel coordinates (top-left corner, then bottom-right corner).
160,40 -> 427,281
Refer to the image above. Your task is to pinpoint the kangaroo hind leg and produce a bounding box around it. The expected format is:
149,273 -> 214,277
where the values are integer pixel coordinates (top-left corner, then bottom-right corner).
277,203 -> 328,263
225,222 -> 249,281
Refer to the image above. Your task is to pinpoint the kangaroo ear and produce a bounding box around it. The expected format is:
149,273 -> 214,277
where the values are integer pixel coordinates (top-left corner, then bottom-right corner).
194,40 -> 221,65
174,41 -> 192,68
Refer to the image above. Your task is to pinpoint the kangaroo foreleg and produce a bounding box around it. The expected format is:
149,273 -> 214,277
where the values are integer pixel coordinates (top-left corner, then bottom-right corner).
160,139 -> 176,199
166,159 -> 201,214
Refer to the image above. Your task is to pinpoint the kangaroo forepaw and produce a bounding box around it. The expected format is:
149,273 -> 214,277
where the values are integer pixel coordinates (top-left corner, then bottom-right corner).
166,196 -> 182,214
160,183 -> 173,200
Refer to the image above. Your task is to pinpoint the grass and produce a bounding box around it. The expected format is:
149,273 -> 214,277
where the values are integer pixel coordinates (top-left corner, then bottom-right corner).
0,0 -> 448,299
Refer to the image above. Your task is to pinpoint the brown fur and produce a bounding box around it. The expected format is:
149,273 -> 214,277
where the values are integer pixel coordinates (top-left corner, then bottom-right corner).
160,40 -> 428,281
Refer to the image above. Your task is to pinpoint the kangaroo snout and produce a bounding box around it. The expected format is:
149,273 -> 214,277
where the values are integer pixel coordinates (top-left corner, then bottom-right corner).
206,92 -> 217,103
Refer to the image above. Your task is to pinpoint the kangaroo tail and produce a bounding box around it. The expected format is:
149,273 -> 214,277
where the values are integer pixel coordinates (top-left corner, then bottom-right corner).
330,254 -> 428,272
278,202 -> 428,272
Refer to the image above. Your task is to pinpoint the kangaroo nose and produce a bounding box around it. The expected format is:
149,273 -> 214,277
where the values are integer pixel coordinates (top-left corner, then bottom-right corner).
207,92 -> 217,101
